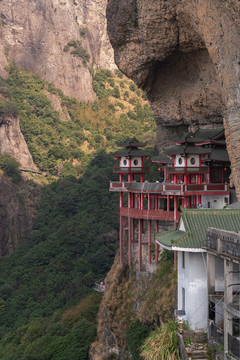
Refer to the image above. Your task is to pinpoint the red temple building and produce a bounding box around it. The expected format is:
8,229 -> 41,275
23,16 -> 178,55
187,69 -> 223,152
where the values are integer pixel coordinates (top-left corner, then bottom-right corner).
109,128 -> 230,271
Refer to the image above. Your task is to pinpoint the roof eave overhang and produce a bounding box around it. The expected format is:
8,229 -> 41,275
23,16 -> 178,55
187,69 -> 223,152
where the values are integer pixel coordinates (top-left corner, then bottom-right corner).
172,246 -> 207,253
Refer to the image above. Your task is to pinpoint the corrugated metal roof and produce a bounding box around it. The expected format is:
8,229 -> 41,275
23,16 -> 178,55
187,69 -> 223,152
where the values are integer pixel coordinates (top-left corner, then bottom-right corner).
156,208 -> 240,250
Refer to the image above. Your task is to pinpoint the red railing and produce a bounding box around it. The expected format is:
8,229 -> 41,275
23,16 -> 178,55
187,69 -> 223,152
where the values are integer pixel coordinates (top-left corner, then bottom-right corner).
109,181 -> 229,194
120,207 -> 178,221
113,167 -> 149,174
109,181 -> 131,191
167,166 -> 208,174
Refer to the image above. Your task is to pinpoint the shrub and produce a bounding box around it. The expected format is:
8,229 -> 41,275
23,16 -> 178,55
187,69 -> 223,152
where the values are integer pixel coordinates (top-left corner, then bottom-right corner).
129,83 -> 137,92
0,154 -> 21,183
125,319 -> 151,360
60,162 -> 77,177
140,320 -> 180,360
79,27 -> 87,38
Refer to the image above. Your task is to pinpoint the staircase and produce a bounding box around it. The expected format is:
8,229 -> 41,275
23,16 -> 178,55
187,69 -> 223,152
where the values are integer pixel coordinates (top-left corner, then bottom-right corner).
186,343 -> 208,360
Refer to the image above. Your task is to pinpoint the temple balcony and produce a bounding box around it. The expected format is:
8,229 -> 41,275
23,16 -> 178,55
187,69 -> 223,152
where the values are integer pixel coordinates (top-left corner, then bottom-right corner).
113,166 -> 149,174
110,180 -> 229,195
166,166 -> 208,174
109,181 -> 131,192
119,207 -> 179,222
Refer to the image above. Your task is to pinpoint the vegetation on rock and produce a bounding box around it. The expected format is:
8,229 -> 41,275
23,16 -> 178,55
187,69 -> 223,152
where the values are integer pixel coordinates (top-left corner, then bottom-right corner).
0,153 -> 22,183
0,64 -> 156,177
0,151 -> 119,359
140,320 -> 180,360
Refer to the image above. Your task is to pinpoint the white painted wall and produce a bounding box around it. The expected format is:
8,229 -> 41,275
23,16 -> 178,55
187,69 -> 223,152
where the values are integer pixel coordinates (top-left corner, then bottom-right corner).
178,251 -> 208,332
202,194 -> 229,209
187,155 -> 199,167
131,157 -> 141,167
120,156 -> 129,167
175,155 -> 185,167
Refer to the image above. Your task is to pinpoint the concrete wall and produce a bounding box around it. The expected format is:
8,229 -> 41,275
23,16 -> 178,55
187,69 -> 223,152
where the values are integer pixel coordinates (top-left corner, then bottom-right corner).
178,251 -> 208,332
202,194 -> 229,209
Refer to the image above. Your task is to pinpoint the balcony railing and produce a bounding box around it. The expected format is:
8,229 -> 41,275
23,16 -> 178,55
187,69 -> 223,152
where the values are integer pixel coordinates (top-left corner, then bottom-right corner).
113,167 -> 149,174
207,228 -> 240,259
120,207 -> 178,221
167,166 -> 208,174
209,323 -> 224,346
110,181 -> 229,194
228,333 -> 240,359
184,183 -> 229,192
109,181 -> 131,192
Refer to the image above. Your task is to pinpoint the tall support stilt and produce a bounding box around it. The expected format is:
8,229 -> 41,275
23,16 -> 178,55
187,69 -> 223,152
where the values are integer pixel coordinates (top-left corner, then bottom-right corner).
155,221 -> 159,263
174,251 -> 177,270
148,220 -> 152,264
120,216 -> 123,267
174,196 -> 178,228
128,217 -> 131,266
138,219 -> 142,271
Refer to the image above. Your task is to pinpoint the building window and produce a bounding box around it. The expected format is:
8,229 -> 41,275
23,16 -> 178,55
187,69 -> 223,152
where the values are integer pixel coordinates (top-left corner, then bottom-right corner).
123,159 -> 127,166
182,287 -> 185,311
178,157 -> 183,165
190,157 -> 196,165
133,159 -> 139,166
182,252 -> 185,269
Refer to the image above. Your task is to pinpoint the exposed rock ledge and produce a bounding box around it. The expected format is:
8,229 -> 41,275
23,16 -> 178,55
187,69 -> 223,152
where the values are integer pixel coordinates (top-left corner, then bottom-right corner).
0,116 -> 37,170
107,0 -> 240,198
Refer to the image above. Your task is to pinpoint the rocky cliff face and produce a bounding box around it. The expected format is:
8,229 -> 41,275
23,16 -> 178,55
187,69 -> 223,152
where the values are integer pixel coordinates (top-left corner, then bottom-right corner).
107,0 -> 240,198
89,253 -> 176,360
0,0 -> 115,101
0,116 -> 37,170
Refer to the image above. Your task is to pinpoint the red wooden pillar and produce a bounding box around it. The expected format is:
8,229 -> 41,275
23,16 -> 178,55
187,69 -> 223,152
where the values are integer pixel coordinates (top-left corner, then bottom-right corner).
131,217 -> 134,242
184,196 -> 188,208
120,216 -> 123,267
174,174 -> 177,184
193,195 -> 197,207
174,196 -> 178,228
155,221 -> 159,263
138,219 -> 142,271
148,194 -> 151,210
167,195 -> 170,211
120,192 -> 123,208
155,195 -> 158,210
128,217 -> 131,266
198,195 -> 202,205
148,220 -> 152,264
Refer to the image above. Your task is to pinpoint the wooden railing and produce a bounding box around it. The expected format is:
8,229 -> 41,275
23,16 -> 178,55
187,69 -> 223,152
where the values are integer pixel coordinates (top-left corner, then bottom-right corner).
113,167 -> 149,174
167,166 -> 208,174
120,207 -> 178,221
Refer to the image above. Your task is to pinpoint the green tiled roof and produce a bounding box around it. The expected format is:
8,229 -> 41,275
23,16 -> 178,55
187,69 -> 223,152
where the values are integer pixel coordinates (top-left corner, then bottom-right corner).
194,128 -> 224,140
156,208 -> 240,250
155,230 -> 185,248
209,148 -> 229,162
